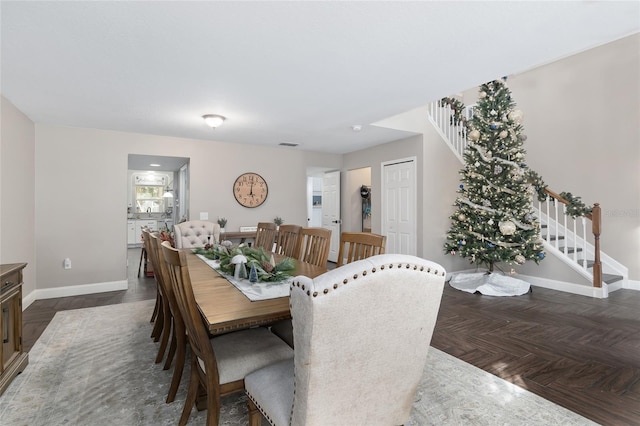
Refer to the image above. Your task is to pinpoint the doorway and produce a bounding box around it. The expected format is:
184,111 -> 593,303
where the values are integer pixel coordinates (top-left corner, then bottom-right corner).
381,157 -> 417,255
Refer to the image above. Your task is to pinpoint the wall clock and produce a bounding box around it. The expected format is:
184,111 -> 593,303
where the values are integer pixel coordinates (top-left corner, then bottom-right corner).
233,172 -> 268,208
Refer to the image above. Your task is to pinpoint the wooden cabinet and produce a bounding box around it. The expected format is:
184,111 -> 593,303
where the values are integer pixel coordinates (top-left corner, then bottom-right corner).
0,263 -> 28,396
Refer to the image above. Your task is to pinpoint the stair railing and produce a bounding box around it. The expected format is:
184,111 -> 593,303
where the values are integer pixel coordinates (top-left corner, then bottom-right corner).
538,189 -> 602,287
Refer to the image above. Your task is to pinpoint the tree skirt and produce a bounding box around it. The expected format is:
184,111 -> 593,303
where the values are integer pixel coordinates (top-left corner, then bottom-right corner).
449,272 -> 531,296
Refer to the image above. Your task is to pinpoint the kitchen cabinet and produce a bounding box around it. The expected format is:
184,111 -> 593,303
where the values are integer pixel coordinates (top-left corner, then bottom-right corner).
128,220 -> 158,245
0,263 -> 28,396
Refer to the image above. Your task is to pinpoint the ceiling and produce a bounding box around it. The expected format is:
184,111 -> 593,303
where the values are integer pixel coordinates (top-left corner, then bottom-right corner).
2,2 -> 639,155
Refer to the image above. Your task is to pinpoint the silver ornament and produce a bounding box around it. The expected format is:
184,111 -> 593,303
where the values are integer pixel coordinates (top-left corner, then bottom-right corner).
499,220 -> 516,235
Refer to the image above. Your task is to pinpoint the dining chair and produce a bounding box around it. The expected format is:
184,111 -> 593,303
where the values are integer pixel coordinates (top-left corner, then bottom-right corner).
160,242 -> 293,426
148,232 -> 187,403
142,228 -> 164,342
254,222 -> 278,252
296,227 -> 332,268
245,254 -> 446,426
273,224 -> 301,257
174,220 -> 220,249
336,231 -> 387,267
145,231 -> 171,364
271,230 -> 383,348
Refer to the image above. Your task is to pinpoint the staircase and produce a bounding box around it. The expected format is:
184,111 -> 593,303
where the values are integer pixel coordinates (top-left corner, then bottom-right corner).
428,100 -> 627,295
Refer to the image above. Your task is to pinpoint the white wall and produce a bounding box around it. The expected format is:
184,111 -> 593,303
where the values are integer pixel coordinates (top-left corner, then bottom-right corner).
0,96 -> 36,299
33,124 -> 341,293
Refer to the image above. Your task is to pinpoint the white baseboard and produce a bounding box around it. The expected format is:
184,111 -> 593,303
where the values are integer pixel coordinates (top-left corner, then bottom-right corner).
447,270 -> 608,298
22,280 -> 129,310
624,279 -> 640,291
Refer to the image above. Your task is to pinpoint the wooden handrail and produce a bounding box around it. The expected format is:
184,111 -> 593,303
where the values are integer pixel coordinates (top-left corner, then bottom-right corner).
544,188 -> 592,220
543,189 -> 601,288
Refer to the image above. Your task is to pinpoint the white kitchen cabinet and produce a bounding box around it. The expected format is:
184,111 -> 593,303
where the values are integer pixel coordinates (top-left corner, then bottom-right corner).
128,220 -> 158,245
127,221 -> 136,244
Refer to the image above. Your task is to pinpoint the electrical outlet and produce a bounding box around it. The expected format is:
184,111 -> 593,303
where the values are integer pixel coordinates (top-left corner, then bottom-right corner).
64,258 -> 72,269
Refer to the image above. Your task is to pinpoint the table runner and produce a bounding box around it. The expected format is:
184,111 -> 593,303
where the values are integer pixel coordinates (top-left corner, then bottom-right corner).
196,254 -> 292,301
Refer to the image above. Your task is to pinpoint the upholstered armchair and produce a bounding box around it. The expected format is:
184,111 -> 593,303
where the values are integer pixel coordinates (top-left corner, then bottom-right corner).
173,220 -> 220,249
246,254 -> 446,425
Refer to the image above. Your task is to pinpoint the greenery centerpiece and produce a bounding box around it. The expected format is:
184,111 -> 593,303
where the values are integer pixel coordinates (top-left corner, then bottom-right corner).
194,241 -> 296,282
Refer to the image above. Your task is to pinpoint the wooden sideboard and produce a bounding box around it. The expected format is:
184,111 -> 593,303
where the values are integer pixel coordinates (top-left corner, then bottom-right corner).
0,263 -> 29,396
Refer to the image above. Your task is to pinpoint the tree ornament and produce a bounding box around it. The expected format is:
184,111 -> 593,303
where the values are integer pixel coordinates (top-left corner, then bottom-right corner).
499,130 -> 508,139
490,109 -> 497,116
494,165 -> 503,174
508,109 -> 524,124
474,161 -> 480,167
515,254 -> 526,264
469,129 -> 480,141
499,220 -> 516,235
490,123 -> 497,130
487,219 -> 494,225
479,91 -> 487,99
521,134 -> 527,142
458,214 -> 466,221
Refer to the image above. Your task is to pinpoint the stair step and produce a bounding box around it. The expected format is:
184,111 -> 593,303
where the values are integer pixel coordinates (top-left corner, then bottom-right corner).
558,247 -> 582,254
603,273 -> 624,284
541,234 -> 565,241
575,260 -> 624,285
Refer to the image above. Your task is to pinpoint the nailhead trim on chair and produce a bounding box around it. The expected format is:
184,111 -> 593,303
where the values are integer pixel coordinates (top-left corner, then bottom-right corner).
293,262 -> 445,300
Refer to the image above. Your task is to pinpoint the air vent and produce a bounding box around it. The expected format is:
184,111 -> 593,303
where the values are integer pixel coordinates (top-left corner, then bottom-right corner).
279,142 -> 299,147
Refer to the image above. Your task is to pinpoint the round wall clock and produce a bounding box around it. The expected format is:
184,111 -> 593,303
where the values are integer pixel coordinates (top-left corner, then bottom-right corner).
233,172 -> 268,208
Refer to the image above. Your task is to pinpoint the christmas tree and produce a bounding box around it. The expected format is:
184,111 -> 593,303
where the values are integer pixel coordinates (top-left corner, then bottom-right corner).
444,78 -> 545,272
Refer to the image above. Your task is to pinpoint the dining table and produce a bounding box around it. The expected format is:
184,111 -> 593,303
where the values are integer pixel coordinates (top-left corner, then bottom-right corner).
184,249 -> 327,335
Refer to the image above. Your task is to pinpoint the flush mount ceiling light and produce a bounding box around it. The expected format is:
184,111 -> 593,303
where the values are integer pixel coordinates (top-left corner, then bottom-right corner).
202,114 -> 226,129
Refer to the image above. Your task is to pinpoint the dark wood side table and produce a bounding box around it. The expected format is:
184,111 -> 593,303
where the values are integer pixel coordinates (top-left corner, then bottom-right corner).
0,262 -> 29,396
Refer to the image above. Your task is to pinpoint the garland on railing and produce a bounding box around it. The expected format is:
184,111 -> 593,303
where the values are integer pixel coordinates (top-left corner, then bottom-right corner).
558,192 -> 593,218
438,96 -> 594,219
440,97 -> 468,127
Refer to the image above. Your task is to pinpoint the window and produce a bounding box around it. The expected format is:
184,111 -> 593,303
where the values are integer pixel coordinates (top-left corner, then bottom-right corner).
136,185 -> 165,213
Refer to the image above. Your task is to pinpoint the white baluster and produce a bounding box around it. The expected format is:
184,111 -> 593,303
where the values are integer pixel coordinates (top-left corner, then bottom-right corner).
582,217 -> 588,269
545,199 -> 551,243
573,217 -> 578,263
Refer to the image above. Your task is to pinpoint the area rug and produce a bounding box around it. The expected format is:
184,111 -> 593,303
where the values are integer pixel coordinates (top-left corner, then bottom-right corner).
0,300 -> 595,426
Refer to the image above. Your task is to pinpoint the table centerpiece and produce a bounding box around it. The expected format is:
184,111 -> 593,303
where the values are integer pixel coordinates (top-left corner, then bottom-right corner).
194,241 -> 296,283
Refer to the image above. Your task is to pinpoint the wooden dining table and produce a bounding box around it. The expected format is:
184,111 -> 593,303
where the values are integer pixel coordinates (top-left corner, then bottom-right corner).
184,249 -> 327,335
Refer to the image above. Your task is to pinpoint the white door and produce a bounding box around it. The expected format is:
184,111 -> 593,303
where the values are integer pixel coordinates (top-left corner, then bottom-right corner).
322,171 -> 341,263
382,158 -> 417,255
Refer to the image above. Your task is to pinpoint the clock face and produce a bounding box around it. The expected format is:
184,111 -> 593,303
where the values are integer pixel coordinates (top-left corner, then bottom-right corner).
233,173 -> 268,208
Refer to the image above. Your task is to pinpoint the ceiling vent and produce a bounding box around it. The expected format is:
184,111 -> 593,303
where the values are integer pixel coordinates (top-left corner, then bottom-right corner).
279,142 -> 299,147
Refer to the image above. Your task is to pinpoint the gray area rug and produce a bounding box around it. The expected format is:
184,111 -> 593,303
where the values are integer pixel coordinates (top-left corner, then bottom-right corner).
0,300 -> 595,426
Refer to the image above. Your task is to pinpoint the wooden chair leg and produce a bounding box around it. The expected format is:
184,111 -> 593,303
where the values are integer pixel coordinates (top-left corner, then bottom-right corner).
138,247 -> 146,277
164,322 -> 177,370
149,289 -> 160,323
166,335 -> 186,403
179,358 -> 199,426
247,398 -> 262,426
151,301 -> 164,340
154,304 -> 171,363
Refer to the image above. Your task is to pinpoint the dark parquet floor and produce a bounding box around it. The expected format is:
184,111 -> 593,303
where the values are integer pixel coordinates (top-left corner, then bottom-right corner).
22,249 -> 640,425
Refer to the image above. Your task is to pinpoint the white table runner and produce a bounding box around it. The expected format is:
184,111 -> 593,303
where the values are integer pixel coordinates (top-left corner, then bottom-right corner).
196,254 -> 292,301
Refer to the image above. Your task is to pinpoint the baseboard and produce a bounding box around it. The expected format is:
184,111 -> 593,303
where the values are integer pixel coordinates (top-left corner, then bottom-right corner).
447,270 -> 607,298
624,279 -> 640,291
22,280 -> 129,310
517,274 -> 607,298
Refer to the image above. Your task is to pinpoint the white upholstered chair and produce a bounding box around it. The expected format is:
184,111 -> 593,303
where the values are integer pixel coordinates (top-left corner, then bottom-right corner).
245,254 -> 446,426
173,220 -> 220,249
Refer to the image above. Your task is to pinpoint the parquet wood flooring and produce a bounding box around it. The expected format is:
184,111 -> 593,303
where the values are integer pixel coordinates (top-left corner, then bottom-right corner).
21,252 -> 639,424
432,284 -> 640,425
